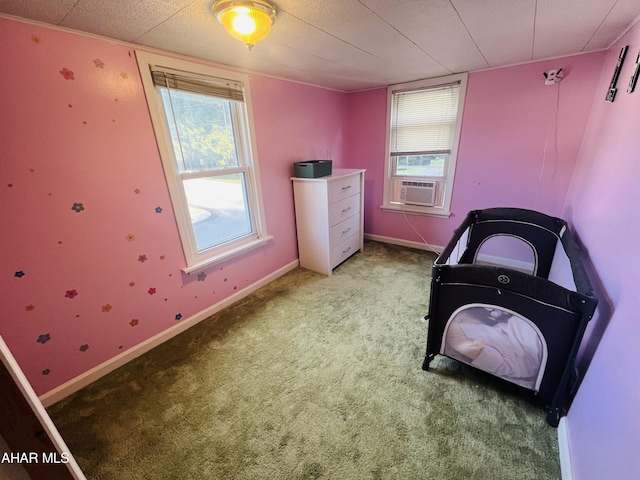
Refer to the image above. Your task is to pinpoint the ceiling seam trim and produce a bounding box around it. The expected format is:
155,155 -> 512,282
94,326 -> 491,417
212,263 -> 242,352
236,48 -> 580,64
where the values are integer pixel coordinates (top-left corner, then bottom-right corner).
278,7 -> 382,60
133,3 -> 198,43
357,1 -> 452,74
531,0 -> 538,60
580,0 -> 618,51
448,0 -> 490,69
59,0 -> 82,23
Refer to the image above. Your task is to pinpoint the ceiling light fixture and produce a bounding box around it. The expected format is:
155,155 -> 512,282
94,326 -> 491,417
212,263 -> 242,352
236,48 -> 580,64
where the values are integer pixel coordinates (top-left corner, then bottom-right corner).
213,0 -> 278,51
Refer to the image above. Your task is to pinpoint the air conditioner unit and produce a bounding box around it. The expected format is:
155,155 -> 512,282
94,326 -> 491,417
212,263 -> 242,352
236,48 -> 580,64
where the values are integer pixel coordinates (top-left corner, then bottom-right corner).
400,180 -> 436,206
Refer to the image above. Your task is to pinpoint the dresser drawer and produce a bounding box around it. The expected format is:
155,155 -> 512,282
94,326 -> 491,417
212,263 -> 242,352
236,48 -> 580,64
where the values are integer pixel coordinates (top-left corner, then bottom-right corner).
330,232 -> 361,269
328,174 -> 361,204
328,194 -> 360,227
329,214 -> 360,247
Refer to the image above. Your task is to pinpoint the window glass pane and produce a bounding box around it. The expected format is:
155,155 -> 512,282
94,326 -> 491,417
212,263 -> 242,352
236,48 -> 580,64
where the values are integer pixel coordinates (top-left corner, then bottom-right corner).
184,174 -> 252,252
160,88 -> 239,173
395,154 -> 447,177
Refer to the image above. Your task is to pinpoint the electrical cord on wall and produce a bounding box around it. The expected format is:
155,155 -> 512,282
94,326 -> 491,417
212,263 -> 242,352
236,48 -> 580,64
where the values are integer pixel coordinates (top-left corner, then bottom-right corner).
397,202 -> 440,324
399,202 -> 441,256
536,81 -> 561,206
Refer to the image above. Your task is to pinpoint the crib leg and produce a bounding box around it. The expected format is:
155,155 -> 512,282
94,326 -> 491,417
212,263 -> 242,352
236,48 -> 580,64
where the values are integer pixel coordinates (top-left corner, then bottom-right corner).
422,358 -> 430,371
422,354 -> 434,371
546,407 -> 561,428
422,314 -> 433,371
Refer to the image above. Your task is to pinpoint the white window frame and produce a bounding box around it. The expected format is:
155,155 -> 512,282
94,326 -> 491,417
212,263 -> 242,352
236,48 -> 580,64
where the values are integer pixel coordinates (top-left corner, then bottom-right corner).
136,51 -> 271,274
382,73 -> 468,217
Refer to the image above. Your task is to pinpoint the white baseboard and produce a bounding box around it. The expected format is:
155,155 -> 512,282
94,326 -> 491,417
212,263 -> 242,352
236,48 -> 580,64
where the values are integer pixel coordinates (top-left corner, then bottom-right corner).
365,234 -> 536,273
558,416 -> 573,480
364,233 -> 443,254
40,260 -> 299,407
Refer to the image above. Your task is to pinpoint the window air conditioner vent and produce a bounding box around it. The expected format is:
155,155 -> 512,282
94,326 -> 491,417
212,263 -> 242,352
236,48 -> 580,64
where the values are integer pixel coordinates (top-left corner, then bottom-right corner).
401,181 -> 436,207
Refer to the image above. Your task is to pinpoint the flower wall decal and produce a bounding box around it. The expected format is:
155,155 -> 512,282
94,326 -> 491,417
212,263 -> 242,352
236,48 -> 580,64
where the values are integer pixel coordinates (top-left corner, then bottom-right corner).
59,67 -> 74,80
3,23 -> 261,396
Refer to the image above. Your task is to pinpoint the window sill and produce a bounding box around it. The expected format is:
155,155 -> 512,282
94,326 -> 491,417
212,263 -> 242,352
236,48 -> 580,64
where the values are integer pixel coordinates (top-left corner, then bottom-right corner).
380,203 -> 451,218
181,235 -> 274,275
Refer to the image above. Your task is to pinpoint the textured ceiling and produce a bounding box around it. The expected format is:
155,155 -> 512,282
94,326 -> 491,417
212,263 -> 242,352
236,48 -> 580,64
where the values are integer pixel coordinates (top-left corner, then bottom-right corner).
1,0 -> 639,91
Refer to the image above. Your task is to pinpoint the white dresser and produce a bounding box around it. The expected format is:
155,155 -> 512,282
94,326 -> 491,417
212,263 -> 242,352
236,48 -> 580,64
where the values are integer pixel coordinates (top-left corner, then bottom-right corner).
291,169 -> 365,275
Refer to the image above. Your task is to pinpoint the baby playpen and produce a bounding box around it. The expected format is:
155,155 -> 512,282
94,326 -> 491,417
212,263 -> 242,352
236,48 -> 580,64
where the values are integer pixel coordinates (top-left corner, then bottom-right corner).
422,208 -> 598,426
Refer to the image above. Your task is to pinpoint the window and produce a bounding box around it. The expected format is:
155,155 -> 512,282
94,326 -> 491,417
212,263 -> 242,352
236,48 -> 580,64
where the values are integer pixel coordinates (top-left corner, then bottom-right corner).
383,73 -> 467,216
136,51 -> 271,273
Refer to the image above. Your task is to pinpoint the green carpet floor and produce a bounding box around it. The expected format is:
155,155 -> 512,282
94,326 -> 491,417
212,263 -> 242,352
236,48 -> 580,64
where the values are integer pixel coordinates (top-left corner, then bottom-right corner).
48,241 -> 560,480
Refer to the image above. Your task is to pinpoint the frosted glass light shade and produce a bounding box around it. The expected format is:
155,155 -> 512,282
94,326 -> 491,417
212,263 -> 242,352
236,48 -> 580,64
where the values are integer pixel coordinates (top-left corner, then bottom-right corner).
213,0 -> 277,50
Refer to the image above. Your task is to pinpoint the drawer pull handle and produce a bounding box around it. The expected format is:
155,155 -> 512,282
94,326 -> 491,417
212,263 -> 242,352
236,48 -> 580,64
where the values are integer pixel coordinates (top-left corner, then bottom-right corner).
341,207 -> 352,213
342,246 -> 352,254
342,227 -> 351,234
341,185 -> 352,190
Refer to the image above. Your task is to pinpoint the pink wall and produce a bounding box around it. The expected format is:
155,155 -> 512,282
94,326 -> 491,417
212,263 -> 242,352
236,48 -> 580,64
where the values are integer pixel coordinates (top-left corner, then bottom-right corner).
562,20 -> 640,480
345,54 -> 605,248
345,88 -> 387,236
0,17 -> 347,396
250,75 -> 347,234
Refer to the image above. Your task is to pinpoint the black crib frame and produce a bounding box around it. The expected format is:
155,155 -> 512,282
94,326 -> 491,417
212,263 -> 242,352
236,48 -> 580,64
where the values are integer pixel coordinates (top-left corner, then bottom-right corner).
422,208 -> 598,426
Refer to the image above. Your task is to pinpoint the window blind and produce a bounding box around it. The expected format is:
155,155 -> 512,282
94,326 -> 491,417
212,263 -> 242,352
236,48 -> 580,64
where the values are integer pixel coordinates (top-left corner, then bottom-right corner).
150,65 -> 245,102
390,82 -> 460,156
